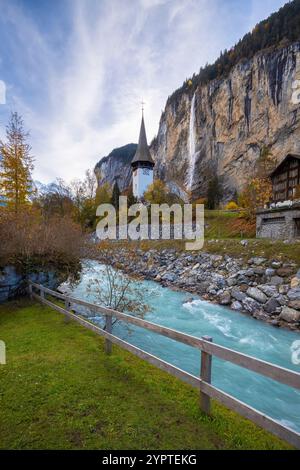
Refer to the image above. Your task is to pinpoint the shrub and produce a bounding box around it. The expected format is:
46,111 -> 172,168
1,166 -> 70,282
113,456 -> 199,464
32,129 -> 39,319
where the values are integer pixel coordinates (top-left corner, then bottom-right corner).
0,207 -> 83,276
225,201 -> 238,210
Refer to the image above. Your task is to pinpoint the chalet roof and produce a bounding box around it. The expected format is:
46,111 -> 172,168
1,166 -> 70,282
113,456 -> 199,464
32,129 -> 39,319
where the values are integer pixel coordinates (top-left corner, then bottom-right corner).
131,116 -> 154,166
270,153 -> 300,177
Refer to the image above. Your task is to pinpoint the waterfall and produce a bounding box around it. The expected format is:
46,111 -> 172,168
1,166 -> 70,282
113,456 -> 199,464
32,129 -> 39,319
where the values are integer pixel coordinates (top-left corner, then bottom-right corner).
188,93 -> 196,189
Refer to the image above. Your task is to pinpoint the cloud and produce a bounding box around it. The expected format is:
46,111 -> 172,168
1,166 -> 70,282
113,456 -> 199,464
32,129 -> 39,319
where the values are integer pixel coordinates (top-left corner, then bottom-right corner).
0,0 -> 288,183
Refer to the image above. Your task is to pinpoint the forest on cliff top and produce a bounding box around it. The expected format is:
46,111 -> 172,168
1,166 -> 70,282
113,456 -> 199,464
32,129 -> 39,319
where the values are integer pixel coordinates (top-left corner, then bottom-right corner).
169,0 -> 300,104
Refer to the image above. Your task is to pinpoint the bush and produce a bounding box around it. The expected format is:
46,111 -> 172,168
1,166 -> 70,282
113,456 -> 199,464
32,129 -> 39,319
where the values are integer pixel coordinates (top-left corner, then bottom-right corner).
0,208 -> 83,276
225,201 -> 238,210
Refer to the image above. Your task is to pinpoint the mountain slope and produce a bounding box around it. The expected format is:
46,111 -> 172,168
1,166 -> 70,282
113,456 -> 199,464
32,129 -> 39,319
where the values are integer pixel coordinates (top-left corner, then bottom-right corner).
94,1 -> 300,200
151,41 -> 300,199
94,143 -> 137,192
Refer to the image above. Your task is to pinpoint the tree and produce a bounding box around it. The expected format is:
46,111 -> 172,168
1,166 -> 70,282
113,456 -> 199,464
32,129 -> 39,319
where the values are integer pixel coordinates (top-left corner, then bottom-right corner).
144,179 -> 169,204
0,112 -> 34,212
238,146 -> 274,220
257,145 -> 274,177
206,176 -> 223,209
111,180 -> 120,210
95,183 -> 111,206
87,253 -> 151,332
34,178 -> 74,220
84,169 -> 97,199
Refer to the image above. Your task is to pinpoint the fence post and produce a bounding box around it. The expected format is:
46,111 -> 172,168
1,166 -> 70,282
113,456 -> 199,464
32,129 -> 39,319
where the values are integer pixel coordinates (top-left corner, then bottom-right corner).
105,315 -> 112,354
200,335 -> 213,415
28,283 -> 33,300
64,298 -> 71,324
40,287 -> 45,299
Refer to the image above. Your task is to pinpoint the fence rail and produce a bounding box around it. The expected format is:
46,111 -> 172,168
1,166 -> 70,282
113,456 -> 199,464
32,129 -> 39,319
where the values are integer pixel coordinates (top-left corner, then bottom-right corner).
29,281 -> 300,448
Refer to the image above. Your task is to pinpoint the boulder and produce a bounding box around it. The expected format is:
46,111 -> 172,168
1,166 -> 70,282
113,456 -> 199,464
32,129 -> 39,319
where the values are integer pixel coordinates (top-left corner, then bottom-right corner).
226,276 -> 237,287
211,273 -> 226,289
249,257 -> 267,266
263,297 -> 281,315
271,261 -> 282,269
162,273 -> 176,282
231,288 -> 246,302
269,276 -> 284,286
197,281 -> 211,295
276,267 -> 295,277
265,268 -> 275,277
279,284 -> 289,295
253,267 -> 265,276
242,297 -> 260,314
239,284 -> 249,293
279,306 -> 300,323
218,290 -> 231,305
245,268 -> 255,277
258,284 -> 278,297
290,277 -> 300,289
287,288 -> 300,301
231,301 -> 243,310
288,300 -> 300,310
246,287 -> 268,304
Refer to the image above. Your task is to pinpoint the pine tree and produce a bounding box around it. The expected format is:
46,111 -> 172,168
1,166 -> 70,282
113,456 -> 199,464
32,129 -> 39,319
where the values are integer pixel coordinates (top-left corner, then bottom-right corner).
111,180 -> 120,210
0,112 -> 34,212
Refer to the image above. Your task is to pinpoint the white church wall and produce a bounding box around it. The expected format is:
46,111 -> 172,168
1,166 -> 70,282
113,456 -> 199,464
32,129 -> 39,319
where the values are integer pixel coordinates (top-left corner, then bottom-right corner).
133,167 -> 153,198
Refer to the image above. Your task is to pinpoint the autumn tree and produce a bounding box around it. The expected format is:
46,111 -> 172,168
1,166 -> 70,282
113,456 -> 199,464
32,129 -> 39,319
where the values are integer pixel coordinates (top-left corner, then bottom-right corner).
238,146 -> 273,220
0,112 -> 34,212
95,182 -> 111,206
144,179 -> 169,204
69,170 -> 98,229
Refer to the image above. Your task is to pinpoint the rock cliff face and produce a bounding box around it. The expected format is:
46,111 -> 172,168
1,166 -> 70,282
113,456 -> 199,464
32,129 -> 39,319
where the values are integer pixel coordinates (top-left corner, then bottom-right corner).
151,42 -> 300,199
95,44 -> 300,200
94,143 -> 137,192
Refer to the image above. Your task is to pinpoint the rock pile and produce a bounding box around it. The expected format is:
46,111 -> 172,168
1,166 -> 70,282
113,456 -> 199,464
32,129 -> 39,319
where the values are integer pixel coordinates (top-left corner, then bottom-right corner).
98,248 -> 300,330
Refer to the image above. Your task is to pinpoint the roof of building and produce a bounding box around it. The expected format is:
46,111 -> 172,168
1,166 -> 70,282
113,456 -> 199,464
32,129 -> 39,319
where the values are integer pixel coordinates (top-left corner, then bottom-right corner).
270,153 -> 300,177
131,116 -> 154,166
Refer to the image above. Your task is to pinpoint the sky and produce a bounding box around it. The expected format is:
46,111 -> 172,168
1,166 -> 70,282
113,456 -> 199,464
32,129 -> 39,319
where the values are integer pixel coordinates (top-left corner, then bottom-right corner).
0,0 -> 289,183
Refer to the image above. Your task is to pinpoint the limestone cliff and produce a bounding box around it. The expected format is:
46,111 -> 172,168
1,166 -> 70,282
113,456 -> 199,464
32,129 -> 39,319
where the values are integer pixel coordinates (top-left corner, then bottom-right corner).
94,143 -> 137,192
151,42 -> 300,200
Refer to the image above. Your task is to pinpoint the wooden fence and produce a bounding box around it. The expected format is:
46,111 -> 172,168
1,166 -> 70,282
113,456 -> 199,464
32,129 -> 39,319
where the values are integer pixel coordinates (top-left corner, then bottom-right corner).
28,281 -> 300,448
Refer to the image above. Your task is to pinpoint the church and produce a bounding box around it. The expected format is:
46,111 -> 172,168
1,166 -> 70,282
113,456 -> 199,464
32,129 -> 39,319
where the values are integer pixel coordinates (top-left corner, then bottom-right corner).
131,114 -> 155,199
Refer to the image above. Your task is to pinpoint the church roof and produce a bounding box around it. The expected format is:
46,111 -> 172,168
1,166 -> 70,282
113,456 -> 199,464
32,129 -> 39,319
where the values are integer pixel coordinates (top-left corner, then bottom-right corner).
131,116 -> 154,166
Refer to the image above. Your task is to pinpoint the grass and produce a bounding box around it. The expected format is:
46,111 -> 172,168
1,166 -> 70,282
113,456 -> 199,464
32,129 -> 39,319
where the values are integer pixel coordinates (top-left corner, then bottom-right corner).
204,210 -> 256,239
95,209 -> 300,264
98,238 -> 300,265
0,300 -> 293,450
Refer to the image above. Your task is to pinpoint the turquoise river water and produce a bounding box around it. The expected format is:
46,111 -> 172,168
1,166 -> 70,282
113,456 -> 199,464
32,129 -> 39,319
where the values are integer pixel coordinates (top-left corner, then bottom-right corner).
68,260 -> 300,432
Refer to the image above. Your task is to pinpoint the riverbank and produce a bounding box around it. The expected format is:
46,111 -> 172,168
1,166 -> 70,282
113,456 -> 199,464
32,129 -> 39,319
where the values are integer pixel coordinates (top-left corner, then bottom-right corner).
0,300 -> 292,449
92,240 -> 300,331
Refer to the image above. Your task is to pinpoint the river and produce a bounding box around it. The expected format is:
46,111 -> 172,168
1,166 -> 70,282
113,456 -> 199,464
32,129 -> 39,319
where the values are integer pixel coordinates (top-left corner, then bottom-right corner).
66,259 -> 300,432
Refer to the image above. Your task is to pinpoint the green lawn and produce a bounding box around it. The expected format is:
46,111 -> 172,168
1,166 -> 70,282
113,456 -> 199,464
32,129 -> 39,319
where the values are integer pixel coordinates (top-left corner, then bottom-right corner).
0,300 -> 293,450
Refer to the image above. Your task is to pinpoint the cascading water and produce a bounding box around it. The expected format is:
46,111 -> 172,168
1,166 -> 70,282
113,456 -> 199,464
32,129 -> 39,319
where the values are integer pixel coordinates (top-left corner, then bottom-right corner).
68,260 -> 300,433
188,92 -> 196,189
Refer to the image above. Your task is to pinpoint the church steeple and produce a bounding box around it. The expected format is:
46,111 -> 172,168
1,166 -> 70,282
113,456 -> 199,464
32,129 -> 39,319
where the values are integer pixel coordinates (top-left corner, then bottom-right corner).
131,115 -> 154,167
131,112 -> 155,199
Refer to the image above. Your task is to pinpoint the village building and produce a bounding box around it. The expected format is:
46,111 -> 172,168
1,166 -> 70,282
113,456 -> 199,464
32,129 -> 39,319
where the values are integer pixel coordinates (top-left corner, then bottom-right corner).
256,154 -> 300,239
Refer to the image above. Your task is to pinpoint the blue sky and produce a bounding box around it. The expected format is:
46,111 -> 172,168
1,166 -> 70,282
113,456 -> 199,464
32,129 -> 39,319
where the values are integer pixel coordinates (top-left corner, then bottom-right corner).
0,0 -> 289,183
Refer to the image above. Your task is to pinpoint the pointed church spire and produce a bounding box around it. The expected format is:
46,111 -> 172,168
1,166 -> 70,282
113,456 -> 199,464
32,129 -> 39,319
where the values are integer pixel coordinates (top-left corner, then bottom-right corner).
131,114 -> 154,166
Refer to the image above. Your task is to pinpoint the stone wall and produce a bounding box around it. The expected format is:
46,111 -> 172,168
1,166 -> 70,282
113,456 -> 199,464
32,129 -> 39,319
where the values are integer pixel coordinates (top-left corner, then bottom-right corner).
256,206 -> 300,239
